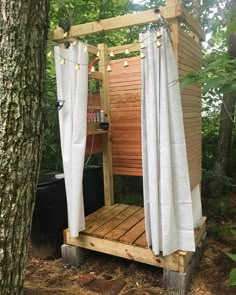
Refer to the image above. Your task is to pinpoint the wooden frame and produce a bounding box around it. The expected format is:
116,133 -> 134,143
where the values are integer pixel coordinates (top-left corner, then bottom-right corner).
52,0 -> 204,218
64,206 -> 206,273
52,2 -> 204,42
53,2 -> 206,289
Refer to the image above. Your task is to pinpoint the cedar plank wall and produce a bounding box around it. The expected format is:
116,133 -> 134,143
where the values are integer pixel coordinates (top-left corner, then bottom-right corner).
108,29 -> 202,190
178,28 -> 202,189
109,57 -> 142,176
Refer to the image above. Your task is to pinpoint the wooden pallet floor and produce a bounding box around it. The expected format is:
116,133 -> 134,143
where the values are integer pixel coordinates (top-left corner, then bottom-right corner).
64,204 -> 206,273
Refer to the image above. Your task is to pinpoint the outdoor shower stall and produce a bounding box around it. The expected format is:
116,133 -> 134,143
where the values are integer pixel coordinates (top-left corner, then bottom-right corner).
52,0 -> 206,293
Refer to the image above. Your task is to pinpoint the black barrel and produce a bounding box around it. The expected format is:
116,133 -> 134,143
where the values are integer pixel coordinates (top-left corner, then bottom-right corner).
31,173 -> 68,259
83,165 -> 104,216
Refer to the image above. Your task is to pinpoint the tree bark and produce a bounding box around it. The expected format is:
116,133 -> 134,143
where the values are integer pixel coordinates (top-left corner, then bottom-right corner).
214,94 -> 236,178
0,1 -> 49,294
214,0 -> 236,179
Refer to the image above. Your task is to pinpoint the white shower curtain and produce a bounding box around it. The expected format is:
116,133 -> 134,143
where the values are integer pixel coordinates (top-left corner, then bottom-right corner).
54,43 -> 88,237
140,30 -> 197,256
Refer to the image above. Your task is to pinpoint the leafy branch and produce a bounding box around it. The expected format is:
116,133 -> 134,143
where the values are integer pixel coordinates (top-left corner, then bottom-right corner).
180,56 -> 236,95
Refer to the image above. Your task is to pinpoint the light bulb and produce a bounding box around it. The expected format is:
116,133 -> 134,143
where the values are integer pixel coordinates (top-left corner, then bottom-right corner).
75,64 -> 80,70
91,66 -> 96,72
140,52 -> 145,59
47,51 -> 52,57
60,58 -> 65,65
123,61 -> 129,67
63,32 -> 69,39
84,46 -> 88,53
125,49 -> 129,55
109,51 -> 114,57
96,51 -> 100,58
156,40 -> 162,48
156,31 -> 162,39
140,42 -> 145,49
107,65 -> 112,72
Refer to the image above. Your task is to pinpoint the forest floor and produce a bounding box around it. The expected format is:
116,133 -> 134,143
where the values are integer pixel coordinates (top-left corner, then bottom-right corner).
24,195 -> 236,295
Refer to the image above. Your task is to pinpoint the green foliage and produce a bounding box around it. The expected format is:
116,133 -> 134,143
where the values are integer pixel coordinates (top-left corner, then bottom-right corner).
226,230 -> 236,286
202,112 -> 219,170
181,56 -> 236,95
226,20 -> 236,35
229,268 -> 236,286
226,252 -> 236,262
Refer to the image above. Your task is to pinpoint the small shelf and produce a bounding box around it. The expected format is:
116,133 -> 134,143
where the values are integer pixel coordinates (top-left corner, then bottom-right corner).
87,129 -> 108,136
87,106 -> 102,110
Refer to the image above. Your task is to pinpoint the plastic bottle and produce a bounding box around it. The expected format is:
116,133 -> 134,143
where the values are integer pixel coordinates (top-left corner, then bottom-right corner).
100,109 -> 105,123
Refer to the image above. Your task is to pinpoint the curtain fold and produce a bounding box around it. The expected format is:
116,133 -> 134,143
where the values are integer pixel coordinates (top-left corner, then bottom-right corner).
54,43 -> 88,237
140,30 -> 196,256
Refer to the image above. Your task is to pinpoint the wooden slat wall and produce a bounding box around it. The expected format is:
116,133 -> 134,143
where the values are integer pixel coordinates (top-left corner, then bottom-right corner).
108,30 -> 202,189
109,57 -> 142,176
178,29 -> 202,189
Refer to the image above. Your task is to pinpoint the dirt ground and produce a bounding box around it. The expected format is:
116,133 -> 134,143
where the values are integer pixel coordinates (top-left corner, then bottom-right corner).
24,232 -> 236,295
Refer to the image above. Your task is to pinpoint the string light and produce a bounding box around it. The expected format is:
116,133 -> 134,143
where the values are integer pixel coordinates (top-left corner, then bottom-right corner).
49,30 -> 170,72
75,64 -> 80,70
140,42 -> 145,49
125,49 -> 130,55
140,52 -> 145,59
63,32 -> 69,39
156,31 -> 162,39
156,40 -> 162,48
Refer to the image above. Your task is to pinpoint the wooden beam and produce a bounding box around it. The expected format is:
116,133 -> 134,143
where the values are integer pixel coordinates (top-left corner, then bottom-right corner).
176,4 -> 205,41
56,39 -> 97,54
87,44 -> 98,55
51,6 -> 176,41
64,229 -> 180,271
108,43 -> 140,55
88,71 -> 103,80
98,44 -> 114,206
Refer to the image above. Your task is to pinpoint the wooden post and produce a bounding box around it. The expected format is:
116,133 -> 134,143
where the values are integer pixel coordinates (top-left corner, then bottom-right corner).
168,18 -> 179,62
166,0 -> 179,61
166,0 -> 178,5
98,43 -> 114,206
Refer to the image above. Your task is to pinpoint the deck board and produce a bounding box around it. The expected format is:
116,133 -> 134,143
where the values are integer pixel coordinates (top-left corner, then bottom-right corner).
85,204 -> 129,234
134,232 -> 148,248
85,205 -> 119,225
119,218 -> 145,244
92,205 -> 140,237
105,207 -> 144,241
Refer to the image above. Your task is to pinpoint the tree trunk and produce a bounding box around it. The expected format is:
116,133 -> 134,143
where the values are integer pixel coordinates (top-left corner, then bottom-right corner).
214,1 -> 236,180
0,1 -> 49,294
214,94 -> 236,177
